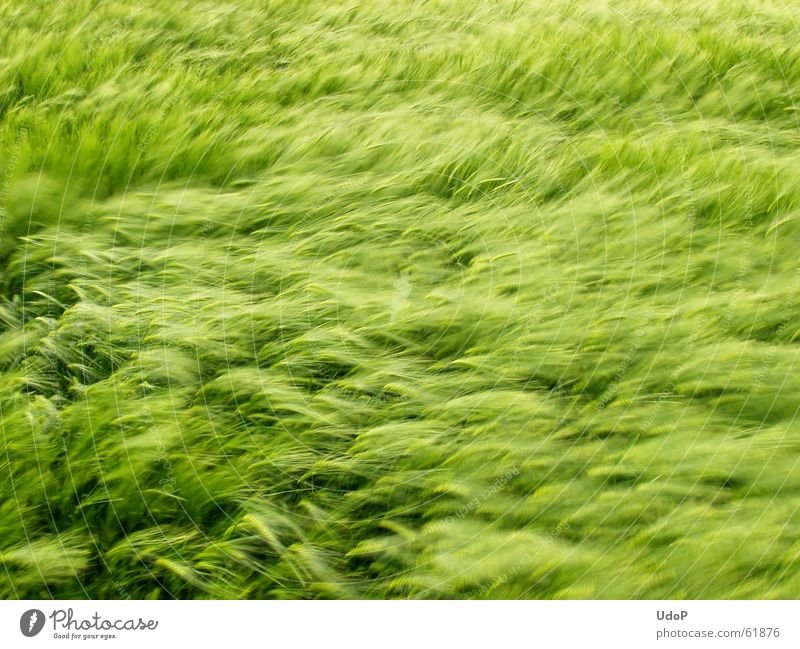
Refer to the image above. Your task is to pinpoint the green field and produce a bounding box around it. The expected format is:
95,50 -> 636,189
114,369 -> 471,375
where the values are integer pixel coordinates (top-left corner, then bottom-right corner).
2,0 -> 800,599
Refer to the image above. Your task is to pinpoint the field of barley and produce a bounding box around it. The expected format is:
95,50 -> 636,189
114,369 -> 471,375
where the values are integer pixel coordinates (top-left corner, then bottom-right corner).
1,0 -> 800,599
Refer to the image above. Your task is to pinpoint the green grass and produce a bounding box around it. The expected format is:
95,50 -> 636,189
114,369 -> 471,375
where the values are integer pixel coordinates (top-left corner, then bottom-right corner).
2,0 -> 800,599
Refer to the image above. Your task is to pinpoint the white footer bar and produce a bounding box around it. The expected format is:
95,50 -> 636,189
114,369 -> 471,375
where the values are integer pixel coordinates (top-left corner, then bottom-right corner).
1,600 -> 795,648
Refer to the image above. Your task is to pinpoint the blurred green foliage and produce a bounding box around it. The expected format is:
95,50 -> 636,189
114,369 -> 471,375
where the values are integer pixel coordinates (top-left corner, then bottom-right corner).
1,0 -> 800,598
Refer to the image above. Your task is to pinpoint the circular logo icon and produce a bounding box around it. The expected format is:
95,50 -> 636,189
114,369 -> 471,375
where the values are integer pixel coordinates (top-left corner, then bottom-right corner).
20,609 -> 45,637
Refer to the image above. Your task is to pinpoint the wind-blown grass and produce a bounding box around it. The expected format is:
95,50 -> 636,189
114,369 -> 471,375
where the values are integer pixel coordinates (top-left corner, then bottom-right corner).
2,0 -> 800,598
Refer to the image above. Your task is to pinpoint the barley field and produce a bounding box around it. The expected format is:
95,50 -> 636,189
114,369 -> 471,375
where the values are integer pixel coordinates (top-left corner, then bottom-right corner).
2,0 -> 800,599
